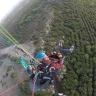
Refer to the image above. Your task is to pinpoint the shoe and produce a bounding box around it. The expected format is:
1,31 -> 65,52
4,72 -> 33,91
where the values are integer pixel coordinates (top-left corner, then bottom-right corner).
69,45 -> 74,53
58,93 -> 63,96
58,40 -> 62,47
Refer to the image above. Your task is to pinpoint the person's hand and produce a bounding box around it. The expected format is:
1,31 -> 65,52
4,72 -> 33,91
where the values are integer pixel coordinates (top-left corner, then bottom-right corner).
16,53 -> 21,58
58,53 -> 62,58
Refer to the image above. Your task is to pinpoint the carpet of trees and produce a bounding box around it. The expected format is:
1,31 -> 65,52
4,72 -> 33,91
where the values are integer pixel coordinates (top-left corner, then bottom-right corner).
45,0 -> 96,96
12,0 -> 96,96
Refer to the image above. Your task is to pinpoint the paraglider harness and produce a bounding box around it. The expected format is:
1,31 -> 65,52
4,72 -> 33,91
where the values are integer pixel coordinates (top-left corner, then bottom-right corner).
36,51 -> 62,75
30,54 -> 62,96
36,52 -> 61,79
31,54 -> 60,84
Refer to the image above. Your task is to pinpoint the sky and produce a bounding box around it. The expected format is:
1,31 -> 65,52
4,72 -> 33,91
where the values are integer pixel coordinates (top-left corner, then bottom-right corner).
0,0 -> 23,22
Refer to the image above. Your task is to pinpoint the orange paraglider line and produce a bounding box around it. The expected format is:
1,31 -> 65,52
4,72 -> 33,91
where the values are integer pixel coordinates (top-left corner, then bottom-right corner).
0,76 -> 28,96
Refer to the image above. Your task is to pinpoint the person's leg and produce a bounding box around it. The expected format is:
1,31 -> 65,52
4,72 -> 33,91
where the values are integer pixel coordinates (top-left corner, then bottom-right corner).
52,45 -> 60,52
61,45 -> 74,58
40,80 -> 50,89
30,80 -> 41,92
61,49 -> 71,58
52,40 -> 62,52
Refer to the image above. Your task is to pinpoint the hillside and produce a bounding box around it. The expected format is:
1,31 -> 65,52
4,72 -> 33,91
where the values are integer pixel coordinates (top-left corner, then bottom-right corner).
48,0 -> 96,96
0,0 -> 96,96
1,0 -> 35,33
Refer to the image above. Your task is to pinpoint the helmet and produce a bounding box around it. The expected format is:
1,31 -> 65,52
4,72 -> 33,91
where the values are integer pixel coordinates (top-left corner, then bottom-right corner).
35,52 -> 46,60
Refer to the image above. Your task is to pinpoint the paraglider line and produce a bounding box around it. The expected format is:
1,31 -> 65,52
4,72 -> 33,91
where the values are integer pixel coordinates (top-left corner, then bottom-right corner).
32,78 -> 37,96
0,76 -> 28,96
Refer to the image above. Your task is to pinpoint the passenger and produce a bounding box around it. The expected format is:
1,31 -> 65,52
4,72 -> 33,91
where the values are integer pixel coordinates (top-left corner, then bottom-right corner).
35,40 -> 74,72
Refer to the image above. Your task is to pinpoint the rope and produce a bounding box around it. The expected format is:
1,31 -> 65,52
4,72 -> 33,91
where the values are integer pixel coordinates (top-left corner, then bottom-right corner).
0,25 -> 42,95
32,72 -> 39,96
0,28 -> 31,56
0,76 -> 28,96
0,34 -> 13,47
0,25 -> 40,64
32,78 -> 37,96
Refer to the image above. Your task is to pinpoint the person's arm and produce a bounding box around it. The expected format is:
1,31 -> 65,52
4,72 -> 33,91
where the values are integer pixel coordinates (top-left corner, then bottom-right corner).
51,55 -> 63,69
19,57 -> 28,70
16,53 -> 28,70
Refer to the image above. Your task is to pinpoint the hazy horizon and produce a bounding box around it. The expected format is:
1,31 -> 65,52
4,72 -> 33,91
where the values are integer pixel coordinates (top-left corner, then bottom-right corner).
0,0 -> 24,23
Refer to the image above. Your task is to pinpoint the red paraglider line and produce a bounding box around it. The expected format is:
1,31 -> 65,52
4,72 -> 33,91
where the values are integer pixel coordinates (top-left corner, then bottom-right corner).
32,78 -> 37,96
0,76 -> 28,96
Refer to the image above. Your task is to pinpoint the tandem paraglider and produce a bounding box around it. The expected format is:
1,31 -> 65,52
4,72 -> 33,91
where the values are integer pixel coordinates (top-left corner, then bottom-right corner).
16,40 -> 74,96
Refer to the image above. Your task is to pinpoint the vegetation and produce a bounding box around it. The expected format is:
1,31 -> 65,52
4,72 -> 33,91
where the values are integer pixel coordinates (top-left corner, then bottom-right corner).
44,0 -> 96,96
0,54 -> 9,59
35,90 -> 53,96
1,0 -> 96,96
19,79 -> 31,96
13,0 -> 50,43
11,72 -> 19,83
17,0 -> 96,95
0,60 -> 3,66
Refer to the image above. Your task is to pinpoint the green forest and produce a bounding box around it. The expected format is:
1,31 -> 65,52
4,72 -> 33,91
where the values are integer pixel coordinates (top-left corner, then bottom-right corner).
7,0 -> 96,96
